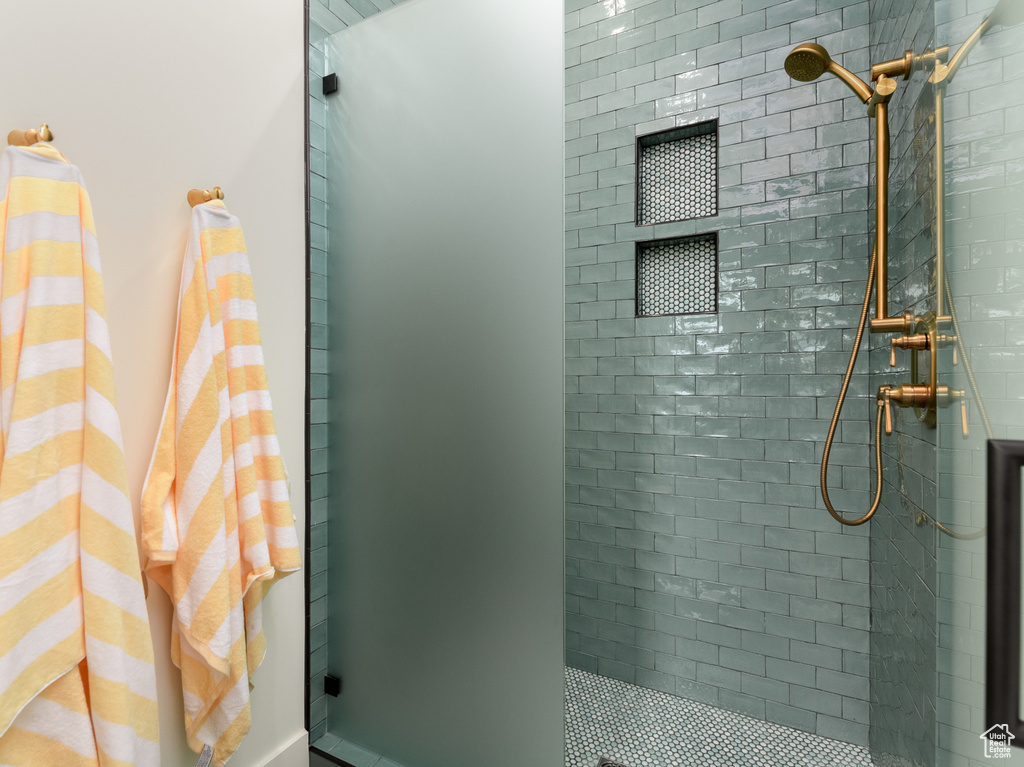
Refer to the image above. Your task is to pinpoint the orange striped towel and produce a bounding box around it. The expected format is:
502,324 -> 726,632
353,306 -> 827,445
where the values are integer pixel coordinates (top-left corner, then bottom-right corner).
0,144 -> 160,766
141,199 -> 301,765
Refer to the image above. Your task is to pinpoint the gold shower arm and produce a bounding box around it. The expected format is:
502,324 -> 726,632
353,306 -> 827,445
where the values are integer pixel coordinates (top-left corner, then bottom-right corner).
826,60 -> 873,104
944,0 -> 1023,84
945,16 -> 994,83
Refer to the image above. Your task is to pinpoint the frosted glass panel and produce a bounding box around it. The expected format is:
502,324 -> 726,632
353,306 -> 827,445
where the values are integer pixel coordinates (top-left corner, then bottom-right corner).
323,2 -> 564,766
933,0 -> 1024,758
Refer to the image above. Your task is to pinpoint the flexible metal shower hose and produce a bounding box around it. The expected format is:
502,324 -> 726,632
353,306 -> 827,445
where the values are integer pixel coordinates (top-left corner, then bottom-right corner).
820,244 -> 885,525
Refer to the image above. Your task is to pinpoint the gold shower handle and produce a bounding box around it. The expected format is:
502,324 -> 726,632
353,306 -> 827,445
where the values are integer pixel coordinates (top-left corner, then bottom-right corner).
936,386 -> 969,438
879,386 -> 893,435
938,333 -> 958,365
890,332 -> 929,367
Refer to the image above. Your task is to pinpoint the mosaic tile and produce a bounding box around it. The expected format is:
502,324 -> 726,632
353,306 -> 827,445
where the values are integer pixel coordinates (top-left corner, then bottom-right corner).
565,667 -> 874,767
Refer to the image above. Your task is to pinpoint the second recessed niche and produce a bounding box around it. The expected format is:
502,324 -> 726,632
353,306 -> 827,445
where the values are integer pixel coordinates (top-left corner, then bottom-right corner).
636,120 -> 718,226
636,233 -> 718,317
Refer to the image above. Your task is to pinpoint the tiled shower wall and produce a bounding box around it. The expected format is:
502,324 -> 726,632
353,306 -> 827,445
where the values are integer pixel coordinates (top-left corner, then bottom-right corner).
306,0 -> 415,742
866,0 -> 939,764
308,2 -> 330,742
564,0 -> 877,745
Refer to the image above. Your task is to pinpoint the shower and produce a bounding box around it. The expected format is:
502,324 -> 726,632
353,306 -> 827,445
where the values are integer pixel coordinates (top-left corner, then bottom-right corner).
306,0 -> 1024,764
783,0 -> 1019,529
783,42 -> 911,525
783,43 -> 873,102
779,0 -> 1021,538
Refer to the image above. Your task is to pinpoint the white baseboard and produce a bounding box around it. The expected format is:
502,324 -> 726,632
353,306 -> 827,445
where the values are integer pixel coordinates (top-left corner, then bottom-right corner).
257,730 -> 309,767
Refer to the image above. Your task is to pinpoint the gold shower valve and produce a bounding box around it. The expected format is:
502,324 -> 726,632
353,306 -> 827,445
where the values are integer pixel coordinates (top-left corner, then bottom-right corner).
889,384 -> 932,407
890,333 -> 929,366
878,383 -> 932,435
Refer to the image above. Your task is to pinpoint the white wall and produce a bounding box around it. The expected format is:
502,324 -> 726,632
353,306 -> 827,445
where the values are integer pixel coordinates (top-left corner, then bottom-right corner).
0,4 -> 308,766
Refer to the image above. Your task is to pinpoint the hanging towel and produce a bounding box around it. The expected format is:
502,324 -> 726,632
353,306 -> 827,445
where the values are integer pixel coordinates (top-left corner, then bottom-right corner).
0,144 -> 160,767
141,199 -> 301,766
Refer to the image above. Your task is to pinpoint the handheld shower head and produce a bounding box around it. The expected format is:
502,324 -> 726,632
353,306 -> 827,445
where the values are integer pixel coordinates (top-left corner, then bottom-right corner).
784,43 -> 832,82
784,42 -> 873,103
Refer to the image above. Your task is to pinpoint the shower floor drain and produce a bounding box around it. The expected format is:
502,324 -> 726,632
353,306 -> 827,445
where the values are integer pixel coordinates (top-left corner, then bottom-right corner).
597,759 -> 631,767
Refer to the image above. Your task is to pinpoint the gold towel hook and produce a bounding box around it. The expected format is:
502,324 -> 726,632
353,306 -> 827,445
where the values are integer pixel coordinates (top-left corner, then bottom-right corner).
8,123 -> 53,146
187,186 -> 225,207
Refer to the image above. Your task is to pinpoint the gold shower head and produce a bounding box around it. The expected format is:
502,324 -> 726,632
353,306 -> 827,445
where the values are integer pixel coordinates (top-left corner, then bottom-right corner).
784,41 -> 874,104
785,42 -> 832,81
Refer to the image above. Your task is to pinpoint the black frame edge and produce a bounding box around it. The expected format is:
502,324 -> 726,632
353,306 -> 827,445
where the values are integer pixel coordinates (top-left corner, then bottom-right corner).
986,438 -> 1024,748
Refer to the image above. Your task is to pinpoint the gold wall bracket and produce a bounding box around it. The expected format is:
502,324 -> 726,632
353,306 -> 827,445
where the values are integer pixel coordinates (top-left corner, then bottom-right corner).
870,310 -> 914,335
870,46 -> 948,83
871,50 -> 914,82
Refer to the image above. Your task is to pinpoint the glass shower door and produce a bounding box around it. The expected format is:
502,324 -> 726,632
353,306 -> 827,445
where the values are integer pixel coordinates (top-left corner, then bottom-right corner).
934,0 -> 1024,763
318,2 -> 565,766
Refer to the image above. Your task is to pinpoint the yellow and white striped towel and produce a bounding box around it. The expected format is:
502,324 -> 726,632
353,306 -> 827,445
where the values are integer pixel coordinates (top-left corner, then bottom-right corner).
0,144 -> 160,766
141,199 -> 301,766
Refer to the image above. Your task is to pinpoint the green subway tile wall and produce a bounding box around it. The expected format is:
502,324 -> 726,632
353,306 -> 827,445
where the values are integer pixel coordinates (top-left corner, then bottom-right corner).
308,4 -> 329,742
564,0 -> 875,745
867,0 -> 939,764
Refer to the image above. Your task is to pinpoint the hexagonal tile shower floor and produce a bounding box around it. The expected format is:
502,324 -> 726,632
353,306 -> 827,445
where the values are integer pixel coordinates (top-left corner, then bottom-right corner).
565,667 -> 874,767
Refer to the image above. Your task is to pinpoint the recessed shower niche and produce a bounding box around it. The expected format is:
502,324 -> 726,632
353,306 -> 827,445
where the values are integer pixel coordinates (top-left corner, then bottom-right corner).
635,120 -> 718,226
635,233 -> 718,317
